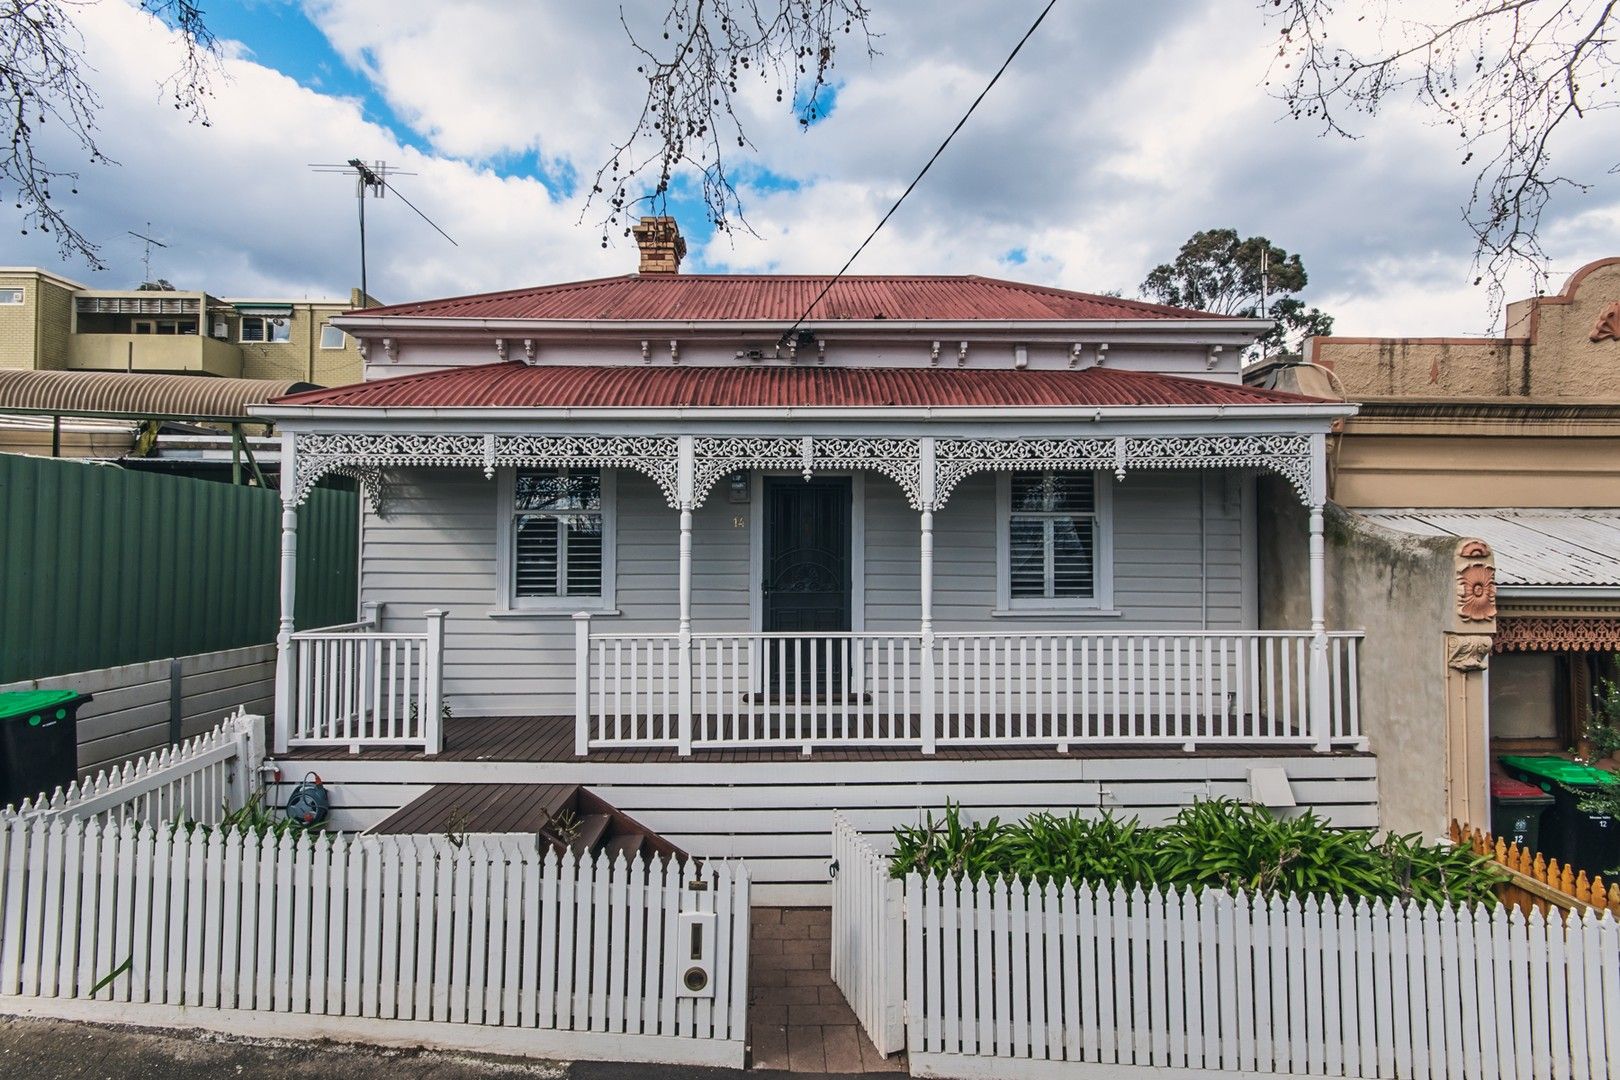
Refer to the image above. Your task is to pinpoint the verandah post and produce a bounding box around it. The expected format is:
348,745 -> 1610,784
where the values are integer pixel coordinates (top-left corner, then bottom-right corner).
918,437 -> 937,755
573,612 -> 592,756
272,430 -> 299,755
422,609 -> 447,755
676,434 -> 696,756
1307,433 -> 1332,752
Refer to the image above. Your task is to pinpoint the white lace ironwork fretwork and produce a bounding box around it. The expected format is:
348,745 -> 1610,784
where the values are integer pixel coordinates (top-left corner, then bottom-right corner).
932,434 -> 1315,506
293,430 -> 1316,513
494,435 -> 680,504
691,436 -> 924,508
291,432 -> 681,509
933,438 -> 1116,506
1119,434 -> 1313,503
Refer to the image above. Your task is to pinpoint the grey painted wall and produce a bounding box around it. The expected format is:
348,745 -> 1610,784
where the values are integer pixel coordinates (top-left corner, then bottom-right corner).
865,470 -> 1252,633
361,467 -> 1260,716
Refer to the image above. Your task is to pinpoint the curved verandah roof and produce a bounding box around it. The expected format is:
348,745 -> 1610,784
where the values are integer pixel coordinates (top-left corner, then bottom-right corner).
0,368 -> 316,421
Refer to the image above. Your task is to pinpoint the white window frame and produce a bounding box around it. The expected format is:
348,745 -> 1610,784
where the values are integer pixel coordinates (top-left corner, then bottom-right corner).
319,323 -> 347,350
240,315 -> 292,344
993,470 -> 1115,616
0,287 -> 23,305
493,467 -> 617,616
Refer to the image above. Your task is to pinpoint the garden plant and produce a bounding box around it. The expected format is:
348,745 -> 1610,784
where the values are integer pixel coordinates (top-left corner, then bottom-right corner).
889,798 -> 1503,906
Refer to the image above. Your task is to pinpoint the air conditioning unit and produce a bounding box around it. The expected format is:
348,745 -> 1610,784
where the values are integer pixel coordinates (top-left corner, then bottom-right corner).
211,319 -> 228,339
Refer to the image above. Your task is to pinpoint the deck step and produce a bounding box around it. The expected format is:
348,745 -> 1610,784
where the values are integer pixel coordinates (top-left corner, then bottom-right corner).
602,832 -> 645,861
570,813 -> 610,855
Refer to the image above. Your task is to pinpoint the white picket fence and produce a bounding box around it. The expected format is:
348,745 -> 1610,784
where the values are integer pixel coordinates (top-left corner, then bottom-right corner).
5,711 -> 261,828
0,820 -> 750,1066
830,816 -> 1620,1080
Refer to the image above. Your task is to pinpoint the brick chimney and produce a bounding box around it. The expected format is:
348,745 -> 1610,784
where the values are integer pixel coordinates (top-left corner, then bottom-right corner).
632,216 -> 686,274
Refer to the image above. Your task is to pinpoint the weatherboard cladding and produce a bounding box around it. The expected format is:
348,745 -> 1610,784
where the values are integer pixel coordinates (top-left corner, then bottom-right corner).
272,363 -> 1324,410
349,274 -> 1235,322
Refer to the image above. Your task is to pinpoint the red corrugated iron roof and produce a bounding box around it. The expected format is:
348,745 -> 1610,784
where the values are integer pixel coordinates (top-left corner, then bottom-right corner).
271,364 -> 1327,410
348,274 -> 1235,323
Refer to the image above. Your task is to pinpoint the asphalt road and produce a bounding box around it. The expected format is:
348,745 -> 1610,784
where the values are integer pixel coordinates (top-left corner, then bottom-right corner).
0,1016 -> 900,1080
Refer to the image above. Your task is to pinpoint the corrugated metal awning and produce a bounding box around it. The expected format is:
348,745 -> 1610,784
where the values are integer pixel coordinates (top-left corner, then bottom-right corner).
0,368 -> 317,420
1357,508 -> 1620,589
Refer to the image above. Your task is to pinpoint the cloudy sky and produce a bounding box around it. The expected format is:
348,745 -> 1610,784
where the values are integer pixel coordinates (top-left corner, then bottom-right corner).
12,0 -> 1620,335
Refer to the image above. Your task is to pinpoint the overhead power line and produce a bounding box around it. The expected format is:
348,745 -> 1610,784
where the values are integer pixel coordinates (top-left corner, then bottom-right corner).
780,0 -> 1061,344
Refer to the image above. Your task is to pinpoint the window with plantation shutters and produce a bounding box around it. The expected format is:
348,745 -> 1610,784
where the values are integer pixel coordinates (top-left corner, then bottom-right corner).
510,469 -> 605,601
999,471 -> 1110,612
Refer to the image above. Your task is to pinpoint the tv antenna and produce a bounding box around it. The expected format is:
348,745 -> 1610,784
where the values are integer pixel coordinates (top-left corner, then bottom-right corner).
310,159 -> 458,302
127,223 -> 168,285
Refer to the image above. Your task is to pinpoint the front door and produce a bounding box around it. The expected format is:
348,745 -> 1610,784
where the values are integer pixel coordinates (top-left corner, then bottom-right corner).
762,478 -> 851,694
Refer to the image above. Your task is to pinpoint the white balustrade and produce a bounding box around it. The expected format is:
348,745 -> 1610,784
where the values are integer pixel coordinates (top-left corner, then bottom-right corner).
576,628 -> 1363,755
287,610 -> 445,753
691,633 -> 926,751
935,631 -> 1363,749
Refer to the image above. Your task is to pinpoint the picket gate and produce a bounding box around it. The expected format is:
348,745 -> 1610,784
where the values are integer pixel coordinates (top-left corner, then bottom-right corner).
830,810 -> 905,1055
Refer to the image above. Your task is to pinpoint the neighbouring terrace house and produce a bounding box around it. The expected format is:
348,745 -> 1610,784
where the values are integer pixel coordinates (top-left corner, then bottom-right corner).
254,219 -> 1377,902
1254,257 -> 1620,863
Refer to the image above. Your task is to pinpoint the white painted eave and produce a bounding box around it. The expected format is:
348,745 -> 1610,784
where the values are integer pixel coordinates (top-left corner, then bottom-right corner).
329,314 -> 1273,339
253,402 -> 1356,424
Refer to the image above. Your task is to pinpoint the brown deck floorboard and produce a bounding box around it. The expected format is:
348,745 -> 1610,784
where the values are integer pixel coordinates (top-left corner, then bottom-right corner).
280,714 -> 1367,763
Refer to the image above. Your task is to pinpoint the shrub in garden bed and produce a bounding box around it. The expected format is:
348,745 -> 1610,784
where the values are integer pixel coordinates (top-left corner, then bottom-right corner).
888,798 -> 1502,906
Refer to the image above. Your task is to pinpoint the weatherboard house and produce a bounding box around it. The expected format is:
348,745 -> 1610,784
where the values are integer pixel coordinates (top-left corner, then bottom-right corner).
255,219 -> 1373,902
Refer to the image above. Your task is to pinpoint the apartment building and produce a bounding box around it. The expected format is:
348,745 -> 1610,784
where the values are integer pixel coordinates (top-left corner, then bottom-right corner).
0,267 -> 369,385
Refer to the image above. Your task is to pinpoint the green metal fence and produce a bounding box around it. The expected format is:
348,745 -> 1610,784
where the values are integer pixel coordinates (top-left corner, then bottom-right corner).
0,453 -> 358,683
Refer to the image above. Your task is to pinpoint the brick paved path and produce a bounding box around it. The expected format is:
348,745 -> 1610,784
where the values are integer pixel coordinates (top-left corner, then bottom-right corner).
747,908 -> 905,1073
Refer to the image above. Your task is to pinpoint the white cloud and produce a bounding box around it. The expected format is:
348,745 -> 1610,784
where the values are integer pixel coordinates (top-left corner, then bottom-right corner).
9,0 -> 1620,336
10,0 -> 626,302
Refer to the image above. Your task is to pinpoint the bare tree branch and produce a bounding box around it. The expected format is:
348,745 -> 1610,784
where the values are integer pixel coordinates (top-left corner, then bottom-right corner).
1264,0 -> 1620,309
144,0 -> 218,123
586,0 -> 876,247
0,0 -> 218,269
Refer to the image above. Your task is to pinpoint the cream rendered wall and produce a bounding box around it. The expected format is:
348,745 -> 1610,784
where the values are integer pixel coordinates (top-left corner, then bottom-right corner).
1309,258 -> 1620,401
235,301 -> 363,385
0,271 -> 40,369
361,466 -> 1258,716
0,270 -> 77,370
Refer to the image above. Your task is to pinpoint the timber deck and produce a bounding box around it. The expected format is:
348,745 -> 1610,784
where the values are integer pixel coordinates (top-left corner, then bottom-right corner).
280,713 -> 1366,763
